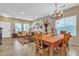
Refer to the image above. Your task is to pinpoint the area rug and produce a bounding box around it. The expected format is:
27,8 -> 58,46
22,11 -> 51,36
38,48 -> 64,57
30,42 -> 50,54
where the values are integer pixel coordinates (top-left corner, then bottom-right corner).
17,38 -> 29,45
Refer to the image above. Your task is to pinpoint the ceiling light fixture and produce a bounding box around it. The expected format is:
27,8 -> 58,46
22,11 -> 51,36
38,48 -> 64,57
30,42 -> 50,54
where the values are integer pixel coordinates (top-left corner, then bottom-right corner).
50,3 -> 63,20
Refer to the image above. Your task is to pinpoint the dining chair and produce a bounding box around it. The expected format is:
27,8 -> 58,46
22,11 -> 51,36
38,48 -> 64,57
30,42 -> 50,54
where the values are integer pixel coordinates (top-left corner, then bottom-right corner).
60,31 -> 66,34
55,32 -> 71,56
66,32 -> 71,51
34,32 -> 49,56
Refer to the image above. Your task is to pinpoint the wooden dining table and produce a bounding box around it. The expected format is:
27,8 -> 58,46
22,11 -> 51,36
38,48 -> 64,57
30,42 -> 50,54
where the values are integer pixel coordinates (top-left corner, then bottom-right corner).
42,34 -> 64,55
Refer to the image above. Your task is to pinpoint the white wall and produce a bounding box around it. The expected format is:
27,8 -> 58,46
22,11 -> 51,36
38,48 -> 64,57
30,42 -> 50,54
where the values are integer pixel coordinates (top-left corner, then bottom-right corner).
32,16 -> 55,33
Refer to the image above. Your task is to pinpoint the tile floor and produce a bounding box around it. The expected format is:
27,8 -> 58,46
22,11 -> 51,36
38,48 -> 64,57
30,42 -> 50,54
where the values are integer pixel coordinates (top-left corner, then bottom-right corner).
0,38 -> 79,56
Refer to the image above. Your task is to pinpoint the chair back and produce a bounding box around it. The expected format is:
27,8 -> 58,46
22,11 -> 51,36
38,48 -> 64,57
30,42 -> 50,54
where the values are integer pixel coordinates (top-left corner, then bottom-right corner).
62,32 -> 71,46
34,32 -> 43,49
60,31 -> 66,34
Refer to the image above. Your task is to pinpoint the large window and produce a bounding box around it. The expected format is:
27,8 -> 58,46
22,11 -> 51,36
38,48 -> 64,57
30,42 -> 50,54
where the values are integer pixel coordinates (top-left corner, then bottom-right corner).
15,23 -> 22,32
55,16 -> 76,36
15,23 -> 29,32
23,24 -> 29,32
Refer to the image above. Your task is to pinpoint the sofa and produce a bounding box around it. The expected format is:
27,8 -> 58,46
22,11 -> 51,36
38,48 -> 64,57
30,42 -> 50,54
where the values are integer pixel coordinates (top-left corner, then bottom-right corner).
17,31 -> 27,38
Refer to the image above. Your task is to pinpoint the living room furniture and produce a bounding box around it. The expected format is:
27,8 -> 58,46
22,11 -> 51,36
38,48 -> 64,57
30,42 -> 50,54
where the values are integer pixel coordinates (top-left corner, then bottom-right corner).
12,33 -> 17,38
12,31 -> 27,38
17,31 -> 27,38
26,34 -> 34,42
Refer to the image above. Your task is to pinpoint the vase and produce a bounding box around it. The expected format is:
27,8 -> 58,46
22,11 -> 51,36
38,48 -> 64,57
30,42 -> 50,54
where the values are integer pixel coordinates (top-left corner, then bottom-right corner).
45,28 -> 48,33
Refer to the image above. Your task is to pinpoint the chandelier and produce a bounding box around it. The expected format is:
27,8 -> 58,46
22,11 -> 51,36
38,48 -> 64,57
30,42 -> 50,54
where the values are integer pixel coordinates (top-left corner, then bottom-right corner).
50,3 -> 63,20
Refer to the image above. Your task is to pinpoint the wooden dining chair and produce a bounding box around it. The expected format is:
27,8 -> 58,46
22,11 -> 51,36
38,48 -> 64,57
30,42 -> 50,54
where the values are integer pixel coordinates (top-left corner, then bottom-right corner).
60,31 -> 66,34
66,32 -> 71,51
61,33 -> 71,55
55,32 -> 71,56
34,32 -> 49,56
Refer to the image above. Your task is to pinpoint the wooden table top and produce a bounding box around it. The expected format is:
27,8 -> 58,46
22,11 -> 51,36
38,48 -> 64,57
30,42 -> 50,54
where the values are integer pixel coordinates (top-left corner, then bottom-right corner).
42,34 -> 64,48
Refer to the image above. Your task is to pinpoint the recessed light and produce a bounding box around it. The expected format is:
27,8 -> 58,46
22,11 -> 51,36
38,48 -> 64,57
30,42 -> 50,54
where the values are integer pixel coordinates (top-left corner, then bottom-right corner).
21,12 -> 24,14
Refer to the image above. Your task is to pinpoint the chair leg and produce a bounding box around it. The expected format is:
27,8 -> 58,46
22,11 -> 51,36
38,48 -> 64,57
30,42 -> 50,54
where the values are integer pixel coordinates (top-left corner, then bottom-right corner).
61,48 -> 68,56
67,43 -> 69,51
41,53 -> 43,56
49,47 -> 53,56
42,50 -> 44,56
48,48 -> 50,56
67,46 -> 69,51
35,48 -> 38,56
61,47 -> 64,56
35,50 -> 37,56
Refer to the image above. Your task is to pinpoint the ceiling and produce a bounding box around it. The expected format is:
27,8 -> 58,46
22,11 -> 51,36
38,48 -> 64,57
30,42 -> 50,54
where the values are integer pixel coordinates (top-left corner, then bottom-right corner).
0,3 -> 79,21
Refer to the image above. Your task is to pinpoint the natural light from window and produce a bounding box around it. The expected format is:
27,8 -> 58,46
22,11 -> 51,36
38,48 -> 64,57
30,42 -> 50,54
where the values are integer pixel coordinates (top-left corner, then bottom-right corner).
15,23 -> 29,32
23,24 -> 29,32
15,23 -> 22,32
55,15 -> 76,36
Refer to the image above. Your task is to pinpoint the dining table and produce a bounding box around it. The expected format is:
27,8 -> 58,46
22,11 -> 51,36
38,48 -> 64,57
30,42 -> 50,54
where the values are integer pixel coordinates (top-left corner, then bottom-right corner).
42,33 -> 64,55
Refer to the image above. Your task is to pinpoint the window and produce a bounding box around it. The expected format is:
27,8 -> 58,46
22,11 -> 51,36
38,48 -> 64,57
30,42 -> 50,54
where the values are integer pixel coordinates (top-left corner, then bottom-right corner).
55,16 -> 76,36
15,23 -> 22,32
23,24 -> 29,32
